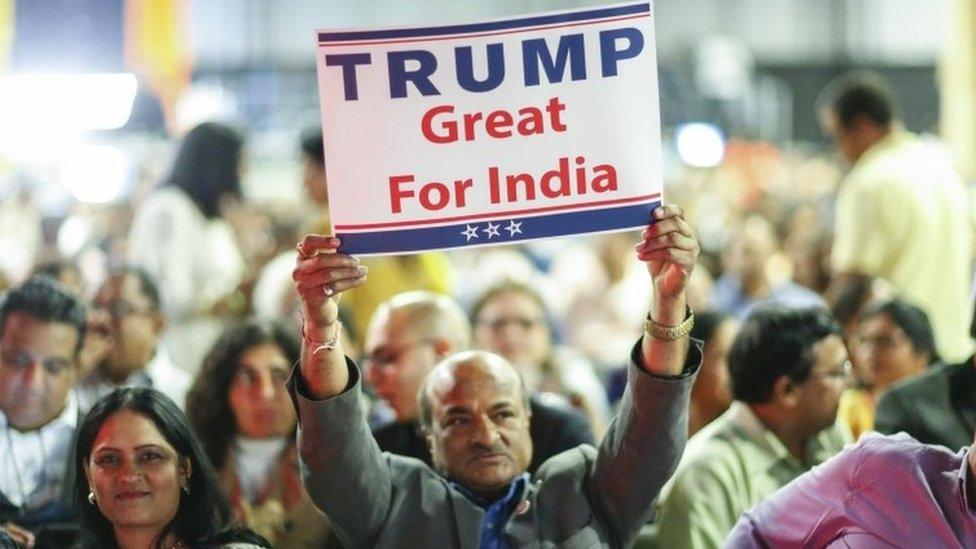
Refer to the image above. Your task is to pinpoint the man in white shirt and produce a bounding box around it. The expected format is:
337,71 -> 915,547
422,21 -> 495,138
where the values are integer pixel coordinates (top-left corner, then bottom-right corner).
76,266 -> 191,413
1,276 -> 87,547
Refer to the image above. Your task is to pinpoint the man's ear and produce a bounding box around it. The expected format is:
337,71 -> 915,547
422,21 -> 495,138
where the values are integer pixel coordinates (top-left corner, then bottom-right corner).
771,375 -> 798,407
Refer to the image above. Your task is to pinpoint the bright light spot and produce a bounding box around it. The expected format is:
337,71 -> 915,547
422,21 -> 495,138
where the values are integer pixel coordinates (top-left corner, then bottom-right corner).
57,215 -> 93,258
0,73 -> 138,135
176,83 -> 237,132
675,123 -> 725,168
60,144 -> 130,204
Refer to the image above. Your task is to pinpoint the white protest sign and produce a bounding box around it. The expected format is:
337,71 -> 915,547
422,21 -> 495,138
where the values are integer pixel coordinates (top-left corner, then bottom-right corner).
315,1 -> 663,255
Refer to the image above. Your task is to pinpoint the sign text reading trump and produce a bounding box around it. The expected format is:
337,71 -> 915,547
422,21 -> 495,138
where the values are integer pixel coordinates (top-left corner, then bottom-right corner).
315,2 -> 663,255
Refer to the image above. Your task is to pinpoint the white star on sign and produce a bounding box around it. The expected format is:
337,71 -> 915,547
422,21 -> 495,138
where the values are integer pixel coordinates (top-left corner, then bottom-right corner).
484,222 -> 501,239
462,224 -> 480,241
505,220 -> 523,237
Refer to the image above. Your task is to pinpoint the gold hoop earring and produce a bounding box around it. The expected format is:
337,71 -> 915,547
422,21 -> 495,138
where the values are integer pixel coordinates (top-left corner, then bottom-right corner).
87,491 -> 97,505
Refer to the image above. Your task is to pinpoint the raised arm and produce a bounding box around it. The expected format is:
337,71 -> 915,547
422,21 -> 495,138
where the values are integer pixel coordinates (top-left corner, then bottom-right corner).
292,235 -> 365,397
635,204 -> 697,375
589,204 -> 702,546
289,235 -> 396,548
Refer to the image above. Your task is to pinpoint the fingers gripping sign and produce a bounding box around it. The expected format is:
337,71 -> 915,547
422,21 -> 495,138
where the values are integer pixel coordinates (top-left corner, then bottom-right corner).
635,204 -> 699,300
292,235 -> 368,331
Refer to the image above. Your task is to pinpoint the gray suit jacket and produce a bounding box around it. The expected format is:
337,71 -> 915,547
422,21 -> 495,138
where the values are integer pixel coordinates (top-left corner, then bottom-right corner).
289,340 -> 701,548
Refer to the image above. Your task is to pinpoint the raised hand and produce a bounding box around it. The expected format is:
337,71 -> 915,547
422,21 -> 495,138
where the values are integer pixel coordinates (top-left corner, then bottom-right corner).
292,235 -> 367,331
291,235 -> 367,398
635,204 -> 699,302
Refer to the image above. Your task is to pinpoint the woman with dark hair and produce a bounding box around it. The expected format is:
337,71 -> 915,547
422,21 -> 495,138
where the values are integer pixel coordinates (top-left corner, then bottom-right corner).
186,320 -> 332,548
128,122 -> 248,373
73,387 -> 269,548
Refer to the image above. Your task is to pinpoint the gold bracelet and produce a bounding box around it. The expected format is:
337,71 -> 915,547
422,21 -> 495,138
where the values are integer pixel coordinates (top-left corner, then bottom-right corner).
302,321 -> 342,355
643,306 -> 694,341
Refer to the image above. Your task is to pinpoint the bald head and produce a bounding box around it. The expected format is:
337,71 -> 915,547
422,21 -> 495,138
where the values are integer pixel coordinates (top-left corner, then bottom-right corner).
369,291 -> 471,351
419,351 -> 534,498
364,291 -> 471,421
419,351 -> 529,429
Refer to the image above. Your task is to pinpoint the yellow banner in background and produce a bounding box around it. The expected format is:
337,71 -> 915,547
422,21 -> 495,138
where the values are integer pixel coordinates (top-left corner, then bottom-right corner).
124,0 -> 193,132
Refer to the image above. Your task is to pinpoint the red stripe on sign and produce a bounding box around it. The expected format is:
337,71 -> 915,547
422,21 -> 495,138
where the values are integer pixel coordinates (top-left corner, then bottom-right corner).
319,13 -> 650,48
334,193 -> 661,231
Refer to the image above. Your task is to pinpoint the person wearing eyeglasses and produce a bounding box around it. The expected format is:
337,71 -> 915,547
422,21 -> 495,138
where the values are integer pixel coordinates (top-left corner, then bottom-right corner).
471,282 -> 612,437
654,306 -> 853,549
75,267 -> 191,414
365,291 -> 594,475
0,277 -> 88,548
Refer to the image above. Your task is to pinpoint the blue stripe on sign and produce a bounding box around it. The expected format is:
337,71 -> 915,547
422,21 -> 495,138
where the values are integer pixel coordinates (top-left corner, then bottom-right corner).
337,200 -> 660,255
318,3 -> 650,43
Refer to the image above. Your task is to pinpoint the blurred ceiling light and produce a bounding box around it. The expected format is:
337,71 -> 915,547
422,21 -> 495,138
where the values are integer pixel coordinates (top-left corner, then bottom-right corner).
175,83 -> 237,132
675,123 -> 725,168
60,143 -> 130,204
0,73 -> 138,133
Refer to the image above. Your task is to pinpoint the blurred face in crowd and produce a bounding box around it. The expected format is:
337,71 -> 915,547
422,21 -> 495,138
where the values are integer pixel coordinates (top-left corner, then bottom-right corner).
364,309 -> 442,421
0,312 -> 79,431
726,218 -> 775,290
302,153 -> 328,206
789,334 -> 850,436
84,410 -> 187,534
856,313 -> 928,392
425,353 -> 533,498
692,319 -> 738,417
474,290 -> 550,373
92,273 -> 164,383
228,343 -> 296,439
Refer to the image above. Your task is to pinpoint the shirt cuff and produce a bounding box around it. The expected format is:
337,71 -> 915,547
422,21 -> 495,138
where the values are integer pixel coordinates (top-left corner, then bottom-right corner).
630,335 -> 704,380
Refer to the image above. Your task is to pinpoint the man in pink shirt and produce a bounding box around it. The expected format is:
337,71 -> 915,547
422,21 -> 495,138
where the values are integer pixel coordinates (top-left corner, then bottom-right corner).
725,429 -> 976,548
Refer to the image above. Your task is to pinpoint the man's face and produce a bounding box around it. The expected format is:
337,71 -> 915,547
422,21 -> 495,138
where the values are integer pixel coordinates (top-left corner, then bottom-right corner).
791,334 -> 850,436
426,356 -> 532,498
856,313 -> 927,392
474,291 -> 550,371
363,310 -> 439,421
92,274 -> 161,381
0,312 -> 79,431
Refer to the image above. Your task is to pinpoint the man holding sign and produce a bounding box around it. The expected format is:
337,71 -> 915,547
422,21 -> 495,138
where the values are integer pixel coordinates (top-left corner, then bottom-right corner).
288,204 -> 700,548
315,2 -> 665,256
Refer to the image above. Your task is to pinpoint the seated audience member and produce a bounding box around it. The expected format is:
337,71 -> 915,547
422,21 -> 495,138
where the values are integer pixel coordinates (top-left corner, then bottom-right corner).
875,351 -> 975,451
725,430 -> 976,547
656,306 -> 852,549
838,298 -> 938,438
688,311 -> 738,436
75,267 -> 191,413
366,291 -> 594,475
289,205 -> 701,547
186,320 -> 332,547
73,387 -> 269,548
710,215 -> 823,320
1,277 -> 87,547
471,282 -> 611,435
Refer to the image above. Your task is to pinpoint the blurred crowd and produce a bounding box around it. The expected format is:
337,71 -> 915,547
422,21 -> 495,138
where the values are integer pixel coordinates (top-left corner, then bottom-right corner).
1,72 -> 974,548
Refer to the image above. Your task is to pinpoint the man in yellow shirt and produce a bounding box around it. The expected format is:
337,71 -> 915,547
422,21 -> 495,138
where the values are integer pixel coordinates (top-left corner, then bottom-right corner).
819,73 -> 974,364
